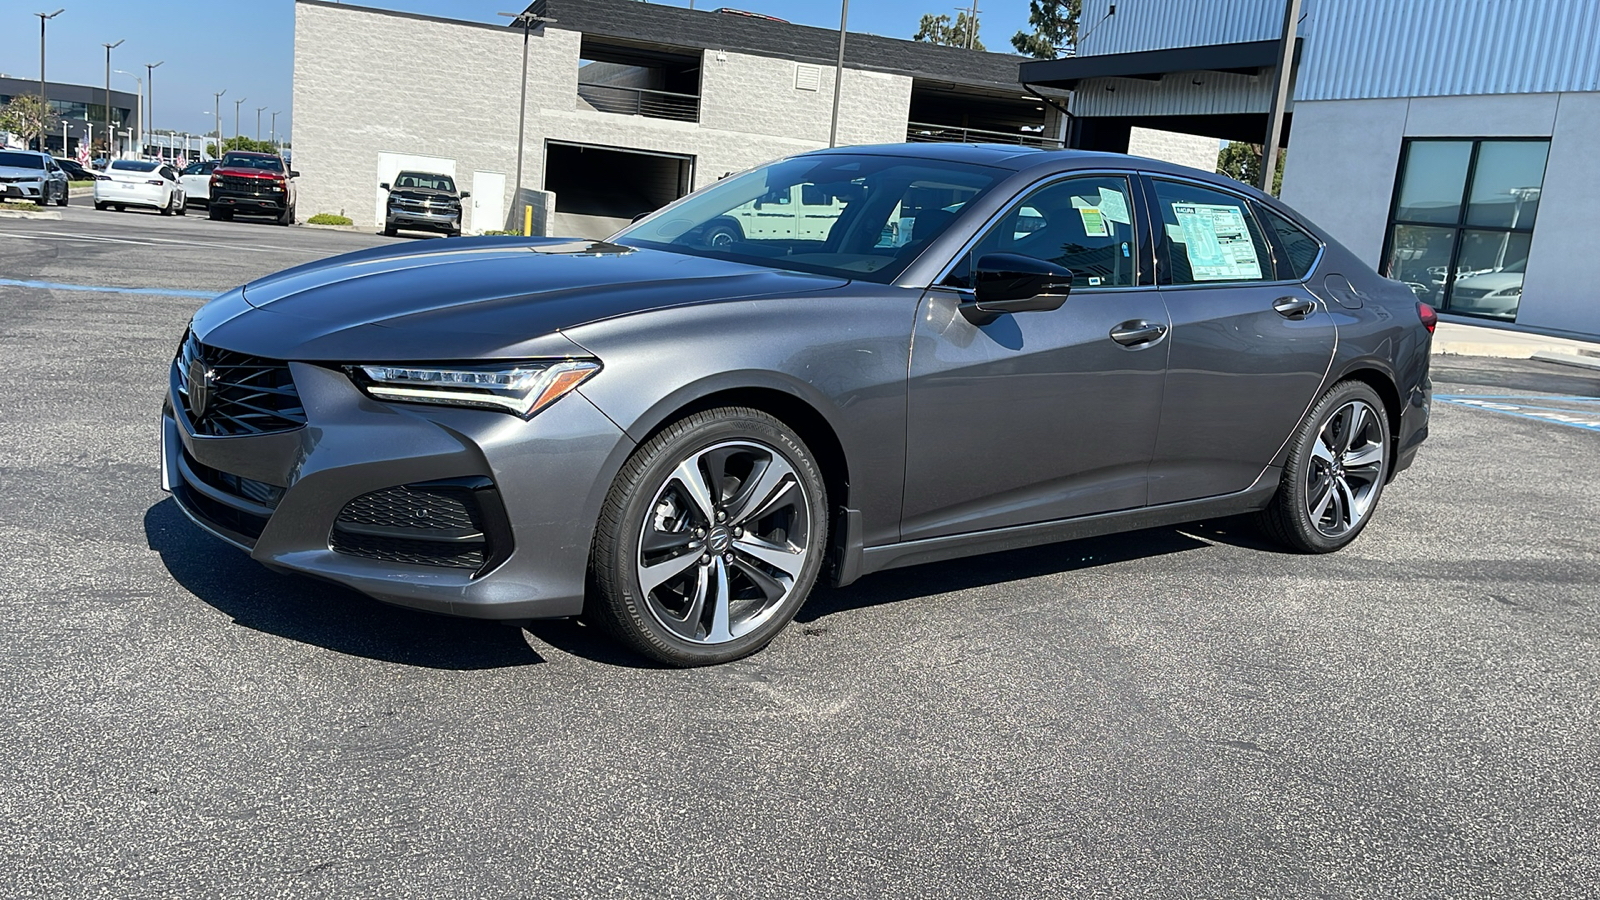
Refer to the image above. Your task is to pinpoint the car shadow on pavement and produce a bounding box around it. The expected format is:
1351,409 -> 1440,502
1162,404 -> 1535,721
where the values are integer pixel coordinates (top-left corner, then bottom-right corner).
144,499 -> 545,670
797,525 -> 1213,623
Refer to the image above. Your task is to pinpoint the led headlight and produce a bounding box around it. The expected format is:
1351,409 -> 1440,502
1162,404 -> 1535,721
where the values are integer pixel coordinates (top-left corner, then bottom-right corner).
351,359 -> 601,418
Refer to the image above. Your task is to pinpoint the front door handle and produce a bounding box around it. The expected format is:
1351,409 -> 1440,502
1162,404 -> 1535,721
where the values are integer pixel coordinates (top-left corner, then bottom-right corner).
1110,320 -> 1168,347
1272,295 -> 1318,320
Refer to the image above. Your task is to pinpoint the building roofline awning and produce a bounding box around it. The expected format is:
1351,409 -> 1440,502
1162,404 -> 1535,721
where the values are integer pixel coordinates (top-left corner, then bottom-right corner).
1020,39 -> 1302,90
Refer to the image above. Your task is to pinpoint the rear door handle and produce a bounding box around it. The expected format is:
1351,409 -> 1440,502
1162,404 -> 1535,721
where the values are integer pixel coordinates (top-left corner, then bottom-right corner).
1110,320 -> 1168,347
1272,295 -> 1318,319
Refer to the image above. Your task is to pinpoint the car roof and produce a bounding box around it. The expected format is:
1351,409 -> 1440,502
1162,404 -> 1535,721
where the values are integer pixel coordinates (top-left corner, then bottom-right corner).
223,151 -> 278,159
806,142 -> 1256,192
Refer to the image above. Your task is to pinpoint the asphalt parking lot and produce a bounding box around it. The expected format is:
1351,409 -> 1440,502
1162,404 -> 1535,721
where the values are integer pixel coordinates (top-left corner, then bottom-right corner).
2,206 -> 1597,899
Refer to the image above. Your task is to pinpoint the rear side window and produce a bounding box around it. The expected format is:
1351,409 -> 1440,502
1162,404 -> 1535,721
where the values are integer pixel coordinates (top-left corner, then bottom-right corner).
1151,179 -> 1273,285
1259,205 -> 1323,280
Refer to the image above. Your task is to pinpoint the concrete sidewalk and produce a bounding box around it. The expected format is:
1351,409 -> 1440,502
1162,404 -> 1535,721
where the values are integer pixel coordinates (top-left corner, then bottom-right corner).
1433,319 -> 1600,371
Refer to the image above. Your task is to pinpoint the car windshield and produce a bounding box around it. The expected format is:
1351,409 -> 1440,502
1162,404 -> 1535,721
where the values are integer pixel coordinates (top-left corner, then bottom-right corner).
110,160 -> 161,173
395,172 -> 456,192
614,154 -> 1003,284
221,154 -> 284,172
0,152 -> 45,169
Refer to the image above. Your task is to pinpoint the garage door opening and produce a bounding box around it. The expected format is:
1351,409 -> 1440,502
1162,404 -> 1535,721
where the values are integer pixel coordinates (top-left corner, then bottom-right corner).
543,142 -> 694,240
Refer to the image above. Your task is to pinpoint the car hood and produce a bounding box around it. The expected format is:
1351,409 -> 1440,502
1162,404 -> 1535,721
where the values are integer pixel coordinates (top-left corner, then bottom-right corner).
0,166 -> 46,179
196,237 -> 847,361
1453,271 -> 1524,291
389,188 -> 458,201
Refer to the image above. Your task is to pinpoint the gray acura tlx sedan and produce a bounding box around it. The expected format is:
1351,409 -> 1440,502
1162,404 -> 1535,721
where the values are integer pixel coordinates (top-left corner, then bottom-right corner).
161,144 -> 1433,666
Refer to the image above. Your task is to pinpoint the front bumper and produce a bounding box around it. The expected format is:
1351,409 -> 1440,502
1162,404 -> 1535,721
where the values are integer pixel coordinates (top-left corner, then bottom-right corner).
161,356 -> 632,619
2,180 -> 46,200
388,207 -> 461,231
213,192 -> 288,214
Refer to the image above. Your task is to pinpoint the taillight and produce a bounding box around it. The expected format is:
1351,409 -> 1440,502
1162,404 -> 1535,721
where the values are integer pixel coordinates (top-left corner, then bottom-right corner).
145,179 -> 164,186
1418,302 -> 1438,334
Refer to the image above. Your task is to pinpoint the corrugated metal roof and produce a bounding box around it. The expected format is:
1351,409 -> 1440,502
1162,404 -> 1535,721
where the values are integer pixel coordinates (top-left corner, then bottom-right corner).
1074,0 -> 1600,100
1076,0 -> 1321,56
1297,0 -> 1600,99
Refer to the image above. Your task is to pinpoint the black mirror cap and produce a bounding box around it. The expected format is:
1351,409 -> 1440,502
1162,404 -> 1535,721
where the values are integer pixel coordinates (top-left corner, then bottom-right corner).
460,191 -> 471,199
973,253 -> 1073,309
379,182 -> 390,191
289,170 -> 301,178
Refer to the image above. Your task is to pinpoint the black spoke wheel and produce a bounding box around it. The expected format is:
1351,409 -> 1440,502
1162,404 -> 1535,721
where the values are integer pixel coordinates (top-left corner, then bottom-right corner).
1258,380 -> 1391,553
589,407 -> 829,667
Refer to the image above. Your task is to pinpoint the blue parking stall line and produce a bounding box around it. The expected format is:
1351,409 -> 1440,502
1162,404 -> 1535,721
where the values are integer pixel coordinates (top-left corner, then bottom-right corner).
1436,393 -> 1600,405
1435,395 -> 1600,433
0,278 -> 217,299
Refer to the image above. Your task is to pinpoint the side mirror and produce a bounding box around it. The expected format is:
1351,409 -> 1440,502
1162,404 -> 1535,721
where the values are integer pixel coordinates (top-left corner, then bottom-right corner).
961,253 -> 1073,325
460,191 -> 471,199
379,182 -> 390,191
289,170 -> 300,178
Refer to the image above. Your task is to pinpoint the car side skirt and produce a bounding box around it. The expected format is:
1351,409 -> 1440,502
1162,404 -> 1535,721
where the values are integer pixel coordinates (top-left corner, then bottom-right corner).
842,477 -> 1280,584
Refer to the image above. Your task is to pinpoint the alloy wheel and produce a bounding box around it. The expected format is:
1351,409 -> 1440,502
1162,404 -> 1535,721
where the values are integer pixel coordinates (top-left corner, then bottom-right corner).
635,440 -> 812,644
1304,399 -> 1385,538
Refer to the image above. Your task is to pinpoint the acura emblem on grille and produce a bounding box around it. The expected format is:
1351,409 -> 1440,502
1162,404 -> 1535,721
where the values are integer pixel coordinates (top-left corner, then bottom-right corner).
187,359 -> 213,419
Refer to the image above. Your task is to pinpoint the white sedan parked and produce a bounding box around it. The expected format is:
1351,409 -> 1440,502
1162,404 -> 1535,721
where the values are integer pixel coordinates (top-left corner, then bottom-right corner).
94,160 -> 187,216
179,159 -> 220,208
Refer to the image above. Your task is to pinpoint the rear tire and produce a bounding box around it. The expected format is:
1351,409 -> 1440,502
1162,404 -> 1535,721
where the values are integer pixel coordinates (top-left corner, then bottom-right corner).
588,407 -> 829,667
94,201 -> 108,211
1257,380 -> 1391,553
113,204 -> 125,212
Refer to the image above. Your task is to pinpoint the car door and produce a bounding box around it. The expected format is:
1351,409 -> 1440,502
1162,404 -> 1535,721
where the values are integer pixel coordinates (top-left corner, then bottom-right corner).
900,173 -> 1171,541
1141,174 -> 1337,506
181,161 -> 213,201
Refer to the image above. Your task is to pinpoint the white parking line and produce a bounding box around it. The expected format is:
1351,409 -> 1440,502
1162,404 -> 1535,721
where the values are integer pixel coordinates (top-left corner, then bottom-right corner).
1,229 -> 324,254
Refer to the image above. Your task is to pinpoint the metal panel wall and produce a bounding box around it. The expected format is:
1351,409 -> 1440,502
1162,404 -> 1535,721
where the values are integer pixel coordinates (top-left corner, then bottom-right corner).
1070,70 -> 1277,117
1298,0 -> 1600,100
1074,0 -> 1600,100
1075,0 -> 1320,56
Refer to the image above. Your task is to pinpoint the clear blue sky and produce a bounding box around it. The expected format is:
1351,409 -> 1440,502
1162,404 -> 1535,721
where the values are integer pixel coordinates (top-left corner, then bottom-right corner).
5,1 -> 1034,143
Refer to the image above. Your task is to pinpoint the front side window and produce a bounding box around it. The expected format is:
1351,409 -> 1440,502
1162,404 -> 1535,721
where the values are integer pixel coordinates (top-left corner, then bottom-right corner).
1151,180 -> 1273,285
616,154 -> 1002,284
1382,138 -> 1548,321
948,175 -> 1140,289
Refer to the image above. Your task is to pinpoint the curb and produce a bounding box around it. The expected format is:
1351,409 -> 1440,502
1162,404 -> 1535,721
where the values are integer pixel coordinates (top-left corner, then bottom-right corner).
300,223 -> 368,232
1530,351 -> 1600,372
0,208 -> 63,220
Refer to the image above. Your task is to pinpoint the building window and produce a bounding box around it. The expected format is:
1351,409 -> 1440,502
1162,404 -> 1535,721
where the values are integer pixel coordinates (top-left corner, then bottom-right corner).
1382,138 -> 1549,321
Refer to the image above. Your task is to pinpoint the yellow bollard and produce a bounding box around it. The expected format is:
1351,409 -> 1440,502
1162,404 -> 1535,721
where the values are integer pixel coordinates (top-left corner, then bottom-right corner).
523,204 -> 533,237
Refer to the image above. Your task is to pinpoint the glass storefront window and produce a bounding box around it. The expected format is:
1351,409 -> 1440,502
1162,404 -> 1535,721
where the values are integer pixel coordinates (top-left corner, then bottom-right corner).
1393,141 -> 1472,224
1382,138 -> 1549,322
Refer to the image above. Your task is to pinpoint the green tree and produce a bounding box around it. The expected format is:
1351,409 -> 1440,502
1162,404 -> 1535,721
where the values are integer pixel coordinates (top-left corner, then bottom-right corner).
207,136 -> 278,157
1012,0 -> 1081,59
914,12 -> 984,50
0,94 -> 59,151
1217,141 -> 1286,195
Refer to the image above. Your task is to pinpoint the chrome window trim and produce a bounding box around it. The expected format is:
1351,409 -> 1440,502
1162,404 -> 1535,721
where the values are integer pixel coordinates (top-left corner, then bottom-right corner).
928,169 -> 1148,293
1141,170 -> 1325,287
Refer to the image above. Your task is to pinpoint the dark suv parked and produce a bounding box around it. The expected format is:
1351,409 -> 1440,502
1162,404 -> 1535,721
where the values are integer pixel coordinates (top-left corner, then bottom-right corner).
382,171 -> 468,237
208,151 -> 298,226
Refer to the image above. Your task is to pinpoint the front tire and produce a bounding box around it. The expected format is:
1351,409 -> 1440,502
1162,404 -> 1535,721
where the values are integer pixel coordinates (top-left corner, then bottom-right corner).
94,201 -> 108,211
589,407 -> 830,667
1258,380 -> 1391,553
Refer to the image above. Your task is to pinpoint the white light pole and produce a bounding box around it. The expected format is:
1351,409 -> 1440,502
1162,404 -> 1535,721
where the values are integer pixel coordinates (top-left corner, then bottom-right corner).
103,39 -> 124,158
233,97 -> 246,143
114,69 -> 141,156
211,91 -> 225,158
270,111 -> 280,150
145,61 -> 163,159
37,9 -> 65,153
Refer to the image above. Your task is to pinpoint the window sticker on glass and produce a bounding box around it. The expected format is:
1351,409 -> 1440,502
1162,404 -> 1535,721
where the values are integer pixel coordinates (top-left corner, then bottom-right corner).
1171,203 -> 1263,281
1097,187 -> 1131,224
1077,206 -> 1109,237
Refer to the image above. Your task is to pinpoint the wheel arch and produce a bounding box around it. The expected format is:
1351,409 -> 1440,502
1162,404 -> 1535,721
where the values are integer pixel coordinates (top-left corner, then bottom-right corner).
1331,362 -> 1403,480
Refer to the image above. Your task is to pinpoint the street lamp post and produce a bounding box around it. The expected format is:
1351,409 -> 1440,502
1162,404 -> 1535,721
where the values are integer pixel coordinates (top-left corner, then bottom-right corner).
828,0 -> 849,147
233,97 -> 246,143
270,111 -> 280,151
145,61 -> 163,161
36,9 -> 65,153
255,106 -> 267,142
114,70 -> 142,157
212,90 -> 225,158
498,10 -> 555,234
103,39 -> 124,159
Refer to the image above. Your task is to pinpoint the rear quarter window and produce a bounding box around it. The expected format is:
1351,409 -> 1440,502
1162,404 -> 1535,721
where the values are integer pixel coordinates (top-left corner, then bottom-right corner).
1259,205 -> 1324,280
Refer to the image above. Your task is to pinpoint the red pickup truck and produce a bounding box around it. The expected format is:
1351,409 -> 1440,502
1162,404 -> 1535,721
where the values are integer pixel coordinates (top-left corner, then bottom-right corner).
208,151 -> 298,226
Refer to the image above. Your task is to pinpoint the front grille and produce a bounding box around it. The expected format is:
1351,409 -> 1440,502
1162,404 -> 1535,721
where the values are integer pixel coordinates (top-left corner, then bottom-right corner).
215,174 -> 283,195
176,446 -> 274,543
330,479 -> 508,572
177,332 -> 306,436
